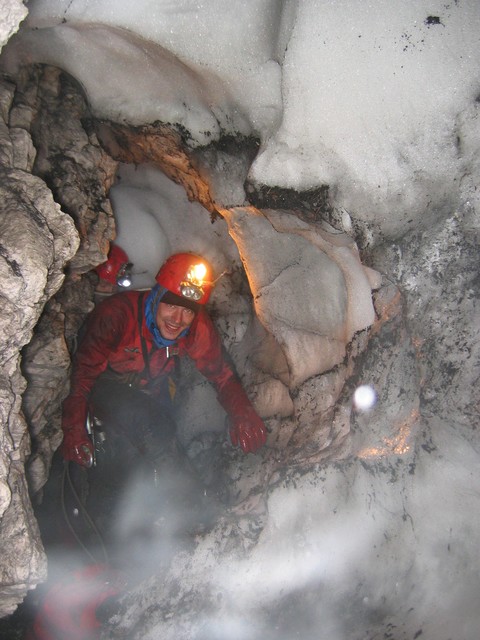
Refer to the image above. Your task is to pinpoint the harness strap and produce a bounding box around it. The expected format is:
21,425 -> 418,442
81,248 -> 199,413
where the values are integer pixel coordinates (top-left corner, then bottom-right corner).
138,292 -> 154,381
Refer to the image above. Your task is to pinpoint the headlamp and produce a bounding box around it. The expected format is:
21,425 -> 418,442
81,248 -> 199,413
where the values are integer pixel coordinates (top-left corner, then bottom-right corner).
117,263 -> 133,288
180,263 -> 208,300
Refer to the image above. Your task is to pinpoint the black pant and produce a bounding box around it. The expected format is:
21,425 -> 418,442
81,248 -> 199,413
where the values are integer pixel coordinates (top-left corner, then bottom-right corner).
89,376 -> 177,463
36,378 -> 222,577
80,377 -> 208,559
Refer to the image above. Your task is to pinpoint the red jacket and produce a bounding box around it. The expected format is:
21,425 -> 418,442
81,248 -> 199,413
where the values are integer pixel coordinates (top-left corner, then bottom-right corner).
62,290 -> 255,435
24,564 -> 122,640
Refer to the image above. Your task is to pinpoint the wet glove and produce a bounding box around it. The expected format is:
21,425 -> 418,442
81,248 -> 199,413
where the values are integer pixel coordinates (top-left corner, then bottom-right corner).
61,394 -> 94,467
217,377 -> 267,454
229,407 -> 267,454
61,426 -> 94,468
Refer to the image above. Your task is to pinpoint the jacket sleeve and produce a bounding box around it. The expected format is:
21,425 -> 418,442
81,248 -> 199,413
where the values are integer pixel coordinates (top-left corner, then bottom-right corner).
186,311 -> 259,420
61,296 -> 129,434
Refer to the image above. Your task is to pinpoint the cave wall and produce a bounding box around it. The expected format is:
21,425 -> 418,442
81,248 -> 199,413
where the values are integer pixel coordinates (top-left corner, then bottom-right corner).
18,65 -> 118,495
0,59 -> 388,618
0,63 -> 118,616
93,199 -> 480,640
0,73 -> 73,616
0,2 -> 478,632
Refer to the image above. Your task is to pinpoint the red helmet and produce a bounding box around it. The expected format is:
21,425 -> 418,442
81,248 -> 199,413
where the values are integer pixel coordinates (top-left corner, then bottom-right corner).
155,253 -> 214,305
95,244 -> 132,287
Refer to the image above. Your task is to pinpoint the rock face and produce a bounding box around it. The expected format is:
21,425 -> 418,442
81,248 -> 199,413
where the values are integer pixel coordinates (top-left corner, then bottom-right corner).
0,75 -> 76,616
18,65 -> 117,495
371,202 -> 480,431
0,65 -> 118,617
0,0 -> 26,52
224,207 -> 380,386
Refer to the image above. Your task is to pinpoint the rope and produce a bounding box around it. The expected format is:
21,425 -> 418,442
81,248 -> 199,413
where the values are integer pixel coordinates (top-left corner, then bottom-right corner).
61,462 -> 109,566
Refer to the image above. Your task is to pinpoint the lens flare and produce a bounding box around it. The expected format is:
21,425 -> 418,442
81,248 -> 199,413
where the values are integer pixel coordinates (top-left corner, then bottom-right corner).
353,384 -> 377,411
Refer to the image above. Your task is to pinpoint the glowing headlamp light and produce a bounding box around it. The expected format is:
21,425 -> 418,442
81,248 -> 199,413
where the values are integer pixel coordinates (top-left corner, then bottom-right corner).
180,263 -> 208,301
117,263 -> 133,288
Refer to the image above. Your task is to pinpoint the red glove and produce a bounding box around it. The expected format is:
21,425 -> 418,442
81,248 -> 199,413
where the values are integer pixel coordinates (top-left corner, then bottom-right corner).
217,377 -> 267,454
61,394 -> 94,467
229,407 -> 267,454
60,427 -> 94,468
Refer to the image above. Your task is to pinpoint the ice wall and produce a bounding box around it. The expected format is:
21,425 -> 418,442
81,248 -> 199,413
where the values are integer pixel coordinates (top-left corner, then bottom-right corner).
2,0 -> 479,237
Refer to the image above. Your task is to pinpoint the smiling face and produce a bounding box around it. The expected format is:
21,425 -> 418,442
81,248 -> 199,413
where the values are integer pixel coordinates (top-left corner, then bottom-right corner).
156,301 -> 195,340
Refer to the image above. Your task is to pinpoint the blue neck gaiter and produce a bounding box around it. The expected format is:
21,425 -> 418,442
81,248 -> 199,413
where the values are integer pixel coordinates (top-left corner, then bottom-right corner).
144,284 -> 190,348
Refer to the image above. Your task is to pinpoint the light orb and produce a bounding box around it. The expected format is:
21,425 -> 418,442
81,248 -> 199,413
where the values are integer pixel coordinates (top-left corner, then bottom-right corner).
353,384 -> 377,411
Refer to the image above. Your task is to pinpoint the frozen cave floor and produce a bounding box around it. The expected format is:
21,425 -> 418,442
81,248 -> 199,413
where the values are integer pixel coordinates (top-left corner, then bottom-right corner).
2,411 -> 479,640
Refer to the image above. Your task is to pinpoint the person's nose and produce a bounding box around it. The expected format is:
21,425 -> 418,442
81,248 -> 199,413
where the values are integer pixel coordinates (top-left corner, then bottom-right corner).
171,307 -> 183,324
